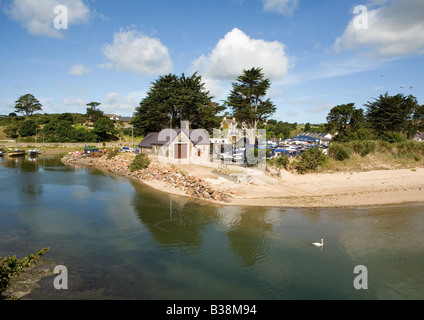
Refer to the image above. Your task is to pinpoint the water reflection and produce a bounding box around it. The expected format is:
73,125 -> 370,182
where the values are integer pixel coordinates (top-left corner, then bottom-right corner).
1,156 -> 424,300
131,189 -> 216,250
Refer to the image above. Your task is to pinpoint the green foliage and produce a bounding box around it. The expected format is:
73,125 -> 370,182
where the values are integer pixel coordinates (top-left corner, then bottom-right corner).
133,73 -> 222,135
93,117 -> 117,141
326,103 -> 364,135
351,140 -> 377,157
328,143 -> 352,161
130,153 -> 151,172
304,123 -> 311,132
226,67 -> 276,131
295,146 -> 327,174
18,119 -> 37,137
1,247 -> 50,298
14,94 -> 43,118
380,131 -> 407,143
86,102 -> 104,122
4,125 -> 19,139
106,149 -> 119,159
365,92 -> 418,135
275,155 -> 290,169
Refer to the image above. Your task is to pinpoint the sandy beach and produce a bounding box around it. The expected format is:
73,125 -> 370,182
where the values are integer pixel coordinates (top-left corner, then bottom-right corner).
60,152 -> 424,208
171,163 -> 424,208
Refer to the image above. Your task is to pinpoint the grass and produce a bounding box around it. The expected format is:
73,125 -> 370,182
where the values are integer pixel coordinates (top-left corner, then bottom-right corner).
267,140 -> 424,174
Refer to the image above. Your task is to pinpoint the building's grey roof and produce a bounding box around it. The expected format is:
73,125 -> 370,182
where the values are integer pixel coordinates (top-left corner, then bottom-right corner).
139,129 -> 210,148
414,132 -> 424,140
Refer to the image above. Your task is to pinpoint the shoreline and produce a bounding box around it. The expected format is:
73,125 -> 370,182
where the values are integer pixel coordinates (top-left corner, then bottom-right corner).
60,153 -> 424,209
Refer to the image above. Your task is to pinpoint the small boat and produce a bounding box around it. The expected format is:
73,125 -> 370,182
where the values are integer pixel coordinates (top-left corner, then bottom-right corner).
28,149 -> 41,156
8,149 -> 26,157
0,148 -> 4,157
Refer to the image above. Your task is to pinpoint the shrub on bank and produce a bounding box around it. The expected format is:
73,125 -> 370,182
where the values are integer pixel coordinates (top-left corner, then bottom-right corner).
106,149 -> 119,159
295,146 -> 327,174
328,143 -> 352,161
130,153 -> 151,172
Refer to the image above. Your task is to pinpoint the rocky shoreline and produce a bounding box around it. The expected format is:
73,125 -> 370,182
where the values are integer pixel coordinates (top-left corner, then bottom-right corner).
61,153 -> 233,203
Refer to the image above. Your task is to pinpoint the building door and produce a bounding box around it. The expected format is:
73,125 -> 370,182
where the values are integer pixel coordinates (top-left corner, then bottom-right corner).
174,144 -> 188,159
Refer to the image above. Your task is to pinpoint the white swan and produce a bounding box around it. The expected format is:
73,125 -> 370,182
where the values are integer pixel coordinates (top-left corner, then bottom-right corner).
312,239 -> 324,247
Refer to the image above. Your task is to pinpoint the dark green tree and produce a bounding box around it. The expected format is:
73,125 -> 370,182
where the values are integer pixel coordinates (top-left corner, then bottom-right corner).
133,73 -> 221,135
413,104 -> 424,132
18,119 -> 38,137
304,123 -> 311,132
4,125 -> 18,139
86,102 -> 104,122
93,117 -> 116,141
365,93 -> 417,135
14,94 -> 43,119
326,103 -> 359,134
226,68 -> 276,132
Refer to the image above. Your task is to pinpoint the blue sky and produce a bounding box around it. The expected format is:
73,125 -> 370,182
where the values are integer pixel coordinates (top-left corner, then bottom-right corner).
1,0 -> 423,124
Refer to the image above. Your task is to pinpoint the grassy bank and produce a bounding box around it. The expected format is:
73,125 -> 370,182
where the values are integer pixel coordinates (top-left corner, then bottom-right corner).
268,140 -> 424,174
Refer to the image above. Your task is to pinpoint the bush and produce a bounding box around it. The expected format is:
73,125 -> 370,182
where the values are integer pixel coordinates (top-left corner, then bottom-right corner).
18,120 -> 37,137
1,247 -> 50,297
275,154 -> 290,169
130,153 -> 151,172
106,149 -> 119,159
351,140 -> 377,157
380,131 -> 407,143
329,143 -> 352,161
295,147 -> 327,174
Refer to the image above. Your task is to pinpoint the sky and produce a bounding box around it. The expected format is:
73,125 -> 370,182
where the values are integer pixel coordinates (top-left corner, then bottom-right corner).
0,0 -> 423,124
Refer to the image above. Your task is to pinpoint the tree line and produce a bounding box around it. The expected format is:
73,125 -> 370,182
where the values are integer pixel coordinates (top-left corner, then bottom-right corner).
1,95 -> 119,143
2,68 -> 423,144
326,93 -> 424,143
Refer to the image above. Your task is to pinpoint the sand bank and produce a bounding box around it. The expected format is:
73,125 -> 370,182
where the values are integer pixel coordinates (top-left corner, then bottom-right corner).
61,154 -> 424,208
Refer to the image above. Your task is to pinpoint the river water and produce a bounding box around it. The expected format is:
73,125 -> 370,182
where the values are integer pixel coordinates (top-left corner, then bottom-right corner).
1,155 -> 424,300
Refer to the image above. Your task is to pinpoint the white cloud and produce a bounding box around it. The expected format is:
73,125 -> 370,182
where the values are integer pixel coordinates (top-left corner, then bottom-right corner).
190,28 -> 289,98
4,0 -> 90,38
62,97 -> 86,107
69,64 -> 91,76
334,0 -> 424,57
100,29 -> 172,75
262,0 -> 300,16
102,91 -> 145,116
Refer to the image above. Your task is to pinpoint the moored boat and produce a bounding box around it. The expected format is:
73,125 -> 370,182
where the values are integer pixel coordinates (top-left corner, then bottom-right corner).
8,149 -> 26,157
28,149 -> 41,156
0,147 -> 4,157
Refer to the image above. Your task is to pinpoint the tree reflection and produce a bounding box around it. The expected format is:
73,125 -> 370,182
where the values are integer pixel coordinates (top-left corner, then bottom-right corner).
131,183 -> 217,250
222,208 -> 274,267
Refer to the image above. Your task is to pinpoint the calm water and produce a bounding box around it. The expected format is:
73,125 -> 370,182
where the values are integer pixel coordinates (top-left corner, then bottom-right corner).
1,155 -> 424,300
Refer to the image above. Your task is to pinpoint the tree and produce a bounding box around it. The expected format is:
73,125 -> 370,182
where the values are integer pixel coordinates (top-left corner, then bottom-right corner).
14,94 -> 42,119
18,119 -> 38,137
226,68 -> 276,134
4,125 -> 18,139
412,104 -> 424,132
132,73 -> 222,135
86,102 -> 104,122
93,117 -> 116,141
365,93 -> 417,136
304,123 -> 311,132
326,103 -> 358,134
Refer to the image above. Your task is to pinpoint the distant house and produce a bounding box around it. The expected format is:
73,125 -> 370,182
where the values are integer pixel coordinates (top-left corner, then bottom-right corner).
413,132 -> 424,142
220,117 -> 240,137
293,132 -> 332,146
138,129 -> 210,162
105,114 -> 120,121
